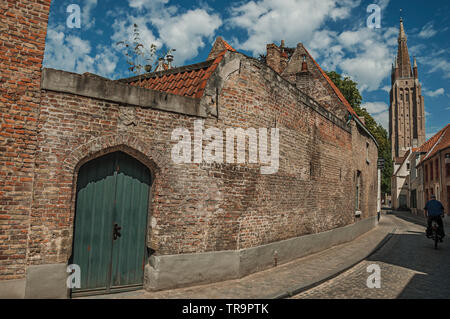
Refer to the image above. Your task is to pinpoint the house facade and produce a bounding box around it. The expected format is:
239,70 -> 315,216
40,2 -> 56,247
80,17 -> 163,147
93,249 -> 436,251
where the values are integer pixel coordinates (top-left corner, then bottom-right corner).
418,125 -> 450,215
397,125 -> 450,216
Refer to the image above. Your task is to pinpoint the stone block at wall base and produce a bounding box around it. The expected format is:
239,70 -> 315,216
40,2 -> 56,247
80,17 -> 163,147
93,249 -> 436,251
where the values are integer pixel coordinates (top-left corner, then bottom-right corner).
24,264 -> 68,299
0,279 -> 26,299
145,215 -> 378,291
145,250 -> 240,291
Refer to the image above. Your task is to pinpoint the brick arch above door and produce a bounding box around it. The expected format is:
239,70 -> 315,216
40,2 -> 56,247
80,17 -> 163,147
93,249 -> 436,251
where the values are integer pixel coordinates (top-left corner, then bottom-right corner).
62,134 -> 167,178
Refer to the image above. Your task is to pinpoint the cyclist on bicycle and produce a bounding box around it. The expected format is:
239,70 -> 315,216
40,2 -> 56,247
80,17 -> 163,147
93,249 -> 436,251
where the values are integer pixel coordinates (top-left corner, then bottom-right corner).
424,195 -> 445,241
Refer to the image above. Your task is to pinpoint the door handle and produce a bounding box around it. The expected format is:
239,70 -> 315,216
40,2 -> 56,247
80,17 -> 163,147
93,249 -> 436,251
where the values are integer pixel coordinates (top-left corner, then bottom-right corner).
113,223 -> 122,240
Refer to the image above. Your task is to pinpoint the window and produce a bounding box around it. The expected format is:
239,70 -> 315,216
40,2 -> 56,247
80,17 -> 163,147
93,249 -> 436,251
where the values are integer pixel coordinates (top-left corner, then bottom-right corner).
366,142 -> 370,164
356,171 -> 362,210
424,164 -> 428,182
407,163 -> 410,170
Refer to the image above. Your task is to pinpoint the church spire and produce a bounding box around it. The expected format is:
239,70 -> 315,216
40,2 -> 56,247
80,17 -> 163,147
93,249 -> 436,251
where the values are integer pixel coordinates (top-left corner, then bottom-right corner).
396,18 -> 412,78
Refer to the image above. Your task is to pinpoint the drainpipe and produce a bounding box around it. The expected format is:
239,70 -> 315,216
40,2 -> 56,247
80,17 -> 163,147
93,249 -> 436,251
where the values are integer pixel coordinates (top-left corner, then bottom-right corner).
377,167 -> 381,221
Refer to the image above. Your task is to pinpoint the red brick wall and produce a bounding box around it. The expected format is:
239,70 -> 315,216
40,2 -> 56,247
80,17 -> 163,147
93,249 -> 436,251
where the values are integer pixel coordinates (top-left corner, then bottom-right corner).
351,123 -> 379,219
26,53 -> 377,266
0,0 -> 378,276
0,0 -> 51,279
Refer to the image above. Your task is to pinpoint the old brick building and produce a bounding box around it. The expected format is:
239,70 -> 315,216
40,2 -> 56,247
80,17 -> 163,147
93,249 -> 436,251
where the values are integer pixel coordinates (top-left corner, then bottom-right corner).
1,1 -> 379,298
413,125 -> 450,215
389,18 -> 426,160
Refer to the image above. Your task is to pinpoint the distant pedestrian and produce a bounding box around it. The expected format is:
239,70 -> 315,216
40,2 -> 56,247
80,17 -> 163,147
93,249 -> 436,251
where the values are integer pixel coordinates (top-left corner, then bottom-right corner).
424,195 -> 445,241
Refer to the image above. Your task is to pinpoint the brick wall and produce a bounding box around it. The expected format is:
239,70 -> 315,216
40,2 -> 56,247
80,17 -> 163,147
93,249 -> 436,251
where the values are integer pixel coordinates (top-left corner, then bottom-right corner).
0,0 -> 378,277
0,0 -> 51,279
351,123 -> 379,219
26,52 -> 377,266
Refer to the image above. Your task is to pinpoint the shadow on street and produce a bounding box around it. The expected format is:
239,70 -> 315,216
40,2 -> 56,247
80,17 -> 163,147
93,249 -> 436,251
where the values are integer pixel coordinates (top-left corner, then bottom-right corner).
367,213 -> 449,299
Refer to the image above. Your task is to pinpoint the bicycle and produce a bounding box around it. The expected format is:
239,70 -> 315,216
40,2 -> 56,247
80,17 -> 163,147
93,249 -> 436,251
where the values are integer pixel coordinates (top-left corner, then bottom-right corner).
430,220 -> 440,249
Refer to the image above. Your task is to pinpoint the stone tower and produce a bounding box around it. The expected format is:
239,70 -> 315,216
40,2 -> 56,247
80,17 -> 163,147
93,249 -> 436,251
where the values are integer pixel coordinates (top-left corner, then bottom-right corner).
389,18 -> 426,160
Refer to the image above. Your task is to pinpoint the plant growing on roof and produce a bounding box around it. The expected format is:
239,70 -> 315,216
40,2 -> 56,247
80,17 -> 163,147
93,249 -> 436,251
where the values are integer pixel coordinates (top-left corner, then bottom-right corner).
116,23 -> 176,82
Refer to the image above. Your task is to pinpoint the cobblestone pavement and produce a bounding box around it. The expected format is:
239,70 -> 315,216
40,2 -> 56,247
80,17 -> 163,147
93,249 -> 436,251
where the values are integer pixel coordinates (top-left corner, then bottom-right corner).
292,211 -> 450,299
81,214 -> 396,299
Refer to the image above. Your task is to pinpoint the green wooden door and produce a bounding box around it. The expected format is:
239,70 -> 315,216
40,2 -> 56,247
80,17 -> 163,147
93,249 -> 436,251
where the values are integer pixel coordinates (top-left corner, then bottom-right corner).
72,152 -> 151,295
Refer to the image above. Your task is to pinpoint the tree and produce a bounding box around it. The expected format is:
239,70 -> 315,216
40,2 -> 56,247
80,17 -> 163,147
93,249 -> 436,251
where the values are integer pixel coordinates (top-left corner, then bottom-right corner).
326,71 -> 393,194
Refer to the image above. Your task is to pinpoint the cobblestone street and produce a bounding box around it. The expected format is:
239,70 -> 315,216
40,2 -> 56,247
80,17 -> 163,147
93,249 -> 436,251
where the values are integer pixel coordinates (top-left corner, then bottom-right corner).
292,211 -> 450,299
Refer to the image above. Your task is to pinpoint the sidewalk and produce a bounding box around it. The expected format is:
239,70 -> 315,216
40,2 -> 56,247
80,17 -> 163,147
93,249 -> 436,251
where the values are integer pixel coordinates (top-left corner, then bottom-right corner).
391,209 -> 450,228
80,214 -> 397,299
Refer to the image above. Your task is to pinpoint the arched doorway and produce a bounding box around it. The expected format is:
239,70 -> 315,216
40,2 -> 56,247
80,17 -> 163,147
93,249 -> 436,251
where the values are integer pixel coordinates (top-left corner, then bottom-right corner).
71,151 -> 151,296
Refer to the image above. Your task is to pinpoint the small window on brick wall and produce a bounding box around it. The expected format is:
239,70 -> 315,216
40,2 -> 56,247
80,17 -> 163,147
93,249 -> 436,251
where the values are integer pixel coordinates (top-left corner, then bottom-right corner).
366,142 -> 370,164
355,171 -> 362,210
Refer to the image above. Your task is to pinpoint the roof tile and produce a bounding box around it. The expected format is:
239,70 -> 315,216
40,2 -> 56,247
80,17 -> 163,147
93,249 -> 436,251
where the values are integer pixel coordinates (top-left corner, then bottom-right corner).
122,54 -> 223,98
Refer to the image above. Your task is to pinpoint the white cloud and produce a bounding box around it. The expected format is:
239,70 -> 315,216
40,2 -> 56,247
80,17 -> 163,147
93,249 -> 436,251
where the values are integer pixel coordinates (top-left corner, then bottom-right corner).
336,27 -> 397,92
381,86 -> 391,93
418,22 -> 437,39
110,1 -> 222,66
43,26 -> 119,78
227,0 -> 360,55
82,0 -> 98,30
227,0 -> 396,92
423,88 -> 445,97
151,9 -> 222,64
361,101 -> 389,130
420,55 -> 450,79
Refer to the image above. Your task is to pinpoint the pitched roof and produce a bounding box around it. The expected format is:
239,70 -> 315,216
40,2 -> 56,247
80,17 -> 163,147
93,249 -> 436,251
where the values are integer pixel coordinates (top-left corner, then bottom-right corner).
394,148 -> 411,175
207,37 -> 235,60
418,124 -> 450,165
119,50 -> 226,99
221,38 -> 236,52
302,47 -> 358,117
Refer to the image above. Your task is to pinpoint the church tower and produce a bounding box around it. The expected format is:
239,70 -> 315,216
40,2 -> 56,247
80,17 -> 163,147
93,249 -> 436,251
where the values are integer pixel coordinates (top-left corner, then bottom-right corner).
389,18 -> 426,160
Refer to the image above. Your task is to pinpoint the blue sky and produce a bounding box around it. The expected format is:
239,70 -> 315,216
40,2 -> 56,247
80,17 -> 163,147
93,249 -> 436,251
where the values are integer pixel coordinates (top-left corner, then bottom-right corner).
43,0 -> 449,138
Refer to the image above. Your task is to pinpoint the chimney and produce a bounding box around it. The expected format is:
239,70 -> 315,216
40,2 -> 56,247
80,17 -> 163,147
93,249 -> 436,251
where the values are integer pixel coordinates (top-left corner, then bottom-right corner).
166,53 -> 174,69
295,49 -> 313,96
266,43 -> 281,74
155,57 -> 165,72
301,54 -> 308,72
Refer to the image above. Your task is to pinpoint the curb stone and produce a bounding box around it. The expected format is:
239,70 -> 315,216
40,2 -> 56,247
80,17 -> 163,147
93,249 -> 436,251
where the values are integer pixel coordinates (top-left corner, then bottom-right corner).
266,225 -> 397,299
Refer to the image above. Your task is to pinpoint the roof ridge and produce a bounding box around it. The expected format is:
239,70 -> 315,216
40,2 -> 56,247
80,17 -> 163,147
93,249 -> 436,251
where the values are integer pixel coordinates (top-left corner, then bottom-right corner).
418,124 -> 448,152
118,60 -> 214,83
221,38 -> 236,52
417,124 -> 450,165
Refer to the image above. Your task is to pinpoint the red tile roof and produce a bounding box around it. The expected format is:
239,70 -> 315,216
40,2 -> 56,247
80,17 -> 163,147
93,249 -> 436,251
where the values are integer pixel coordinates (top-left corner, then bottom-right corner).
418,124 -> 450,165
221,38 -> 236,52
120,50 -> 227,99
